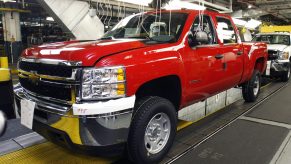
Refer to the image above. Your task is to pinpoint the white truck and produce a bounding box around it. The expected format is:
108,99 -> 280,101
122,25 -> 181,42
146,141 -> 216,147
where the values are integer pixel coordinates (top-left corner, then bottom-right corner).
253,32 -> 291,81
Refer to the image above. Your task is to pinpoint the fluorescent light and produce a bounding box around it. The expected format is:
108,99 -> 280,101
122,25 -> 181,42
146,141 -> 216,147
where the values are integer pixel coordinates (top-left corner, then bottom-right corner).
117,0 -> 152,6
245,19 -> 262,29
164,0 -> 206,10
232,17 -> 262,29
232,18 -> 247,26
2,0 -> 17,2
46,17 -> 54,21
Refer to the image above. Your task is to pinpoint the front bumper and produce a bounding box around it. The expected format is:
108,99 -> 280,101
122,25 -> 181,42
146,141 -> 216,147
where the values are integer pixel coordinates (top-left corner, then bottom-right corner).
265,60 -> 290,77
14,86 -> 135,156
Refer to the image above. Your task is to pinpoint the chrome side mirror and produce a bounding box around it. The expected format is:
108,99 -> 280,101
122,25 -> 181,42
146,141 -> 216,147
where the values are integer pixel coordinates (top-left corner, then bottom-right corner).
195,31 -> 209,44
0,111 -> 7,136
188,31 -> 209,47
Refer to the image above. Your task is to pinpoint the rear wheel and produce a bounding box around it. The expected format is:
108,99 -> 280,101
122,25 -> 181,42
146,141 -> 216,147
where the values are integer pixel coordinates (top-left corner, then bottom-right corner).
127,96 -> 177,163
242,70 -> 261,102
281,64 -> 290,82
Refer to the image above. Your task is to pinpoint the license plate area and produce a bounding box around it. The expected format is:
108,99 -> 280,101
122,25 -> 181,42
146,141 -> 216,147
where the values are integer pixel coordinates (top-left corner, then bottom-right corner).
20,99 -> 36,129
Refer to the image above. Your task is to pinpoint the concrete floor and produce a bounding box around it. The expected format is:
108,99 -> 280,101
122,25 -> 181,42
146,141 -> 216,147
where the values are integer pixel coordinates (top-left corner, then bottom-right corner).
170,82 -> 291,164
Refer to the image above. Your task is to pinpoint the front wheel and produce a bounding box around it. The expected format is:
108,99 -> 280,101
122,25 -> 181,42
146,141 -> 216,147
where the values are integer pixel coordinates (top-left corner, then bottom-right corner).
242,70 -> 261,102
127,96 -> 177,163
281,64 -> 290,82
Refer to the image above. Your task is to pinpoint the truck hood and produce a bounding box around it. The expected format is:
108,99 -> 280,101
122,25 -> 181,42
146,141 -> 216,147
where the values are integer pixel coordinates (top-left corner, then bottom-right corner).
22,39 -> 147,66
267,44 -> 289,52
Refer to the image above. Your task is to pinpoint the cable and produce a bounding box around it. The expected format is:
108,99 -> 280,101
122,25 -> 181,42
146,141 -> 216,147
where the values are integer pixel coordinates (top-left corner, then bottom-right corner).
100,0 -> 104,22
96,0 -> 99,16
169,5 -> 171,36
123,1 -> 126,19
107,0 -> 112,27
155,0 -> 158,24
103,0 -> 108,26
159,0 -> 162,36
117,1 -> 121,22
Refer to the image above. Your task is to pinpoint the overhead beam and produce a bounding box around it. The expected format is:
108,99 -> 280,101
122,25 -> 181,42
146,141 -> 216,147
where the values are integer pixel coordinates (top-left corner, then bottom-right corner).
254,0 -> 291,5
0,8 -> 30,13
78,0 -> 153,11
256,3 -> 291,10
182,0 -> 232,11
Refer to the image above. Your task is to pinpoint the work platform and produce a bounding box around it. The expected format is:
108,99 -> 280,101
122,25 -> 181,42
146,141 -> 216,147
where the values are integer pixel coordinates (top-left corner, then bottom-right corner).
0,80 -> 290,164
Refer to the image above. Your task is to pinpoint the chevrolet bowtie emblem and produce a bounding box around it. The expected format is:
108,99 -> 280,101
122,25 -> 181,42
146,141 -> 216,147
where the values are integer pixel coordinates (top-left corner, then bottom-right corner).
28,73 -> 40,84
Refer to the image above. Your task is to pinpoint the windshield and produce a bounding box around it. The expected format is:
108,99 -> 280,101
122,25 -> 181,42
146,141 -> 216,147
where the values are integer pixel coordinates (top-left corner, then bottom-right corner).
253,34 -> 290,45
102,12 -> 188,43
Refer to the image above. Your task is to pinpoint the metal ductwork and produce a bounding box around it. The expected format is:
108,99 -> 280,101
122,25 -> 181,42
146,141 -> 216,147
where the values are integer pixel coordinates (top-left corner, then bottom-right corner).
36,0 -> 104,40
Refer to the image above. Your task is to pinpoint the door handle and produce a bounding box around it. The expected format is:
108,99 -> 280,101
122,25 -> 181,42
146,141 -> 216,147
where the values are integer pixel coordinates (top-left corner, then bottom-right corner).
215,54 -> 224,59
237,51 -> 243,55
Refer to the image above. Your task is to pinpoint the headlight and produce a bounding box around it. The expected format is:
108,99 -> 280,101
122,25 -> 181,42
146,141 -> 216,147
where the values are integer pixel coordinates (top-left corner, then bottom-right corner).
279,51 -> 290,60
81,66 -> 126,100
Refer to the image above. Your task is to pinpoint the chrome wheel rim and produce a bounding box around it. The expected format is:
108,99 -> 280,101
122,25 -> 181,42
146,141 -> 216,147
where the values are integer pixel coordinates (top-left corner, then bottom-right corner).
144,113 -> 171,154
0,111 -> 6,135
253,75 -> 260,96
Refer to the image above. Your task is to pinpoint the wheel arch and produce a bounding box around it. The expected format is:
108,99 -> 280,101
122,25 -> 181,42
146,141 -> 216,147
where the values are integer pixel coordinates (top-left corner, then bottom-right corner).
254,57 -> 266,74
135,75 -> 182,111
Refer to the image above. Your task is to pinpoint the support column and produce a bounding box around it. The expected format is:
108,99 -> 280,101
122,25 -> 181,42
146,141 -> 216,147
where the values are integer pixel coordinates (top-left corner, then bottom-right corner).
2,11 -> 22,64
0,53 -> 15,119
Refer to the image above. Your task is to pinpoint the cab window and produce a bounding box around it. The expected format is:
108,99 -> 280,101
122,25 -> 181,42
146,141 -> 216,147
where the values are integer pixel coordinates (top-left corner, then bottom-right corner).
253,35 -> 290,46
216,17 -> 237,44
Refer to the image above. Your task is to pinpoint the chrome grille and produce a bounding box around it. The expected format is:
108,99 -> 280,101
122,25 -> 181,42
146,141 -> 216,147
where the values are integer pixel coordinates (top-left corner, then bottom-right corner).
17,58 -> 82,103
267,50 -> 279,60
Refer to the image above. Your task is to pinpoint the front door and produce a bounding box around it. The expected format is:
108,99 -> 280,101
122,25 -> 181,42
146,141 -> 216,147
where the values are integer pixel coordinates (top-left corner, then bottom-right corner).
184,15 -> 227,104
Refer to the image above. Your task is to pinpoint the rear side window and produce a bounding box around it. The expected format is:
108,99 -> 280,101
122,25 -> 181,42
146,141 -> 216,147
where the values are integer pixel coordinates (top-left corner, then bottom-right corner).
216,17 -> 237,44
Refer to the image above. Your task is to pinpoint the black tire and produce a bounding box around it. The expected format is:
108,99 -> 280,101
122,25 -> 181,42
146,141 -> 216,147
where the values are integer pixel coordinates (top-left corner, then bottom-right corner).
242,70 -> 261,102
127,96 -> 177,164
281,65 -> 290,82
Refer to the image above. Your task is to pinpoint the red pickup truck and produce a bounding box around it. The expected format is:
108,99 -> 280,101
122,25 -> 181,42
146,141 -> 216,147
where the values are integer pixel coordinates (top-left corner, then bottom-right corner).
14,10 -> 267,163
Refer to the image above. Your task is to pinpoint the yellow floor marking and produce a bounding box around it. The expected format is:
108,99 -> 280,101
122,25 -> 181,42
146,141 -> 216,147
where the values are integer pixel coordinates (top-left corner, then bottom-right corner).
177,120 -> 194,131
261,82 -> 272,89
0,142 -> 115,164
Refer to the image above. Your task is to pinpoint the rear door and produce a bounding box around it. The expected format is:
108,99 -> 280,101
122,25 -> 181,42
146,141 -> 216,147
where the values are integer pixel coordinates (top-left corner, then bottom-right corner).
215,16 -> 244,88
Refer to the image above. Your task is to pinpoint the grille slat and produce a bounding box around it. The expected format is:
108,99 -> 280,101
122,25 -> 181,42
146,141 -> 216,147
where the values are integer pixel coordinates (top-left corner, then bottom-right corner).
19,61 -> 73,77
19,78 -> 72,101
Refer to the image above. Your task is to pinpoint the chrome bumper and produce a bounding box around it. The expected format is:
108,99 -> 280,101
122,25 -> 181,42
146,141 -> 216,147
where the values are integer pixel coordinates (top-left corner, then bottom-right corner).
14,85 -> 134,148
271,60 -> 290,72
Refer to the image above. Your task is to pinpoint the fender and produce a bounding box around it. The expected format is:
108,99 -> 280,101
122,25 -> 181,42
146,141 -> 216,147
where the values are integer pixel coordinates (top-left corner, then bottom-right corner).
240,42 -> 268,83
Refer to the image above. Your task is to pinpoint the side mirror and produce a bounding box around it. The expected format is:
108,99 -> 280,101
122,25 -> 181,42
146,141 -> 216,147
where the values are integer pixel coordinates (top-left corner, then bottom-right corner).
188,31 -> 209,47
195,31 -> 209,44
0,111 -> 7,137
